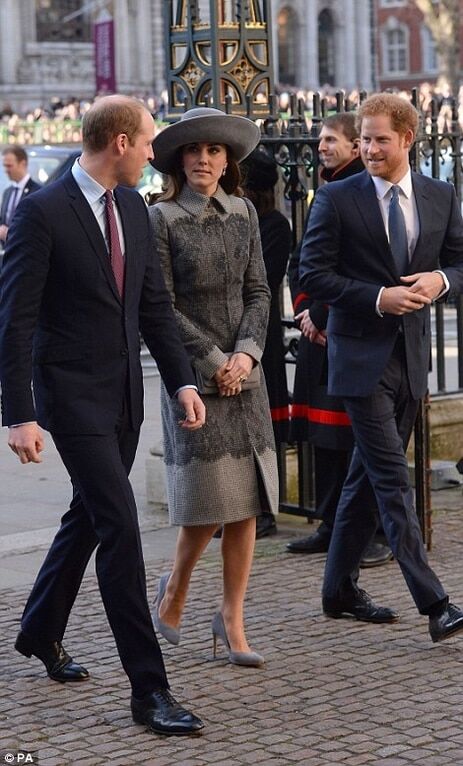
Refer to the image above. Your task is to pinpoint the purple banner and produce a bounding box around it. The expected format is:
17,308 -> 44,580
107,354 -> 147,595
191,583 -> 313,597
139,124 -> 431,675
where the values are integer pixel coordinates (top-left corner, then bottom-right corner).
94,17 -> 116,94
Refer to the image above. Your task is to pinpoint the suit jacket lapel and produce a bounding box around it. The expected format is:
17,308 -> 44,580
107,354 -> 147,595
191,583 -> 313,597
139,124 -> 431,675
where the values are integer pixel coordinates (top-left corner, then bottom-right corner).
0,187 -> 11,220
352,171 -> 398,280
62,172 -> 122,304
21,180 -> 34,200
1,186 -> 15,220
409,171 -> 433,271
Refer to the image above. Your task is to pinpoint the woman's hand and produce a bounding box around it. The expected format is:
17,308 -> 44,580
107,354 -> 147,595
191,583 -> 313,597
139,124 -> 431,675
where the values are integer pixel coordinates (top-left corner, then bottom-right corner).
214,352 -> 254,397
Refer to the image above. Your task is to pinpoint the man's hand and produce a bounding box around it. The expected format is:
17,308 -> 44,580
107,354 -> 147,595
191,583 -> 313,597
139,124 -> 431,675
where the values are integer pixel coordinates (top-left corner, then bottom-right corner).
0,224 -> 8,241
214,352 -> 254,396
401,271 -> 445,301
177,389 -> 206,430
8,423 -> 44,464
379,286 -> 432,315
295,309 -> 327,347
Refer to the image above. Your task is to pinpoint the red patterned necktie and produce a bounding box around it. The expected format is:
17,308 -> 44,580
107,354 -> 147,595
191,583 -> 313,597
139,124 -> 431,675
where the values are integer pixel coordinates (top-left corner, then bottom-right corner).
104,189 -> 125,298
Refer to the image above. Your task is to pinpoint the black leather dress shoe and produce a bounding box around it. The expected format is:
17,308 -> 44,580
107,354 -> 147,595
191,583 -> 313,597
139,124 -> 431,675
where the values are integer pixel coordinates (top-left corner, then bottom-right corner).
359,541 -> 393,568
15,630 -> 89,682
286,532 -> 330,554
131,688 -> 204,736
256,512 -> 277,539
323,588 -> 400,624
429,603 -> 463,643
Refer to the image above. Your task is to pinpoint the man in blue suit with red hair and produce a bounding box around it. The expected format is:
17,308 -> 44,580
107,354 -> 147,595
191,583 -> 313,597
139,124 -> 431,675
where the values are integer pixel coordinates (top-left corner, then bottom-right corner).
300,92 -> 463,643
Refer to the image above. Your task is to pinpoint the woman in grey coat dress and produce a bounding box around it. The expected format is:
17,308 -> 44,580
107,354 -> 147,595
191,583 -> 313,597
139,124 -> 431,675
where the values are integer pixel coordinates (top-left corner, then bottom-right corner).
148,107 -> 278,667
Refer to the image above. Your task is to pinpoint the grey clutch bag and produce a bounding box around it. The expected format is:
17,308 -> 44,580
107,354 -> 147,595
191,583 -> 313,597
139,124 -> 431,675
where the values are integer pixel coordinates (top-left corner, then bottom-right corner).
195,360 -> 261,395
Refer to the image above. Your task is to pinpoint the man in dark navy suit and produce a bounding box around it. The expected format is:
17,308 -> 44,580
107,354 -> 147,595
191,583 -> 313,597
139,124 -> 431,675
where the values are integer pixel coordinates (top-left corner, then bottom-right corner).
287,112 -> 391,568
0,95 -> 205,735
0,145 -> 41,246
300,92 -> 463,643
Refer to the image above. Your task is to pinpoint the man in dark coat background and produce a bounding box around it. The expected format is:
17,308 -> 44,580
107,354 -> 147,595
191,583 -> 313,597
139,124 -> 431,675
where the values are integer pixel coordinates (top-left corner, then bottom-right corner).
287,112 -> 391,567
0,95 -> 206,735
0,145 -> 41,247
300,93 -> 463,642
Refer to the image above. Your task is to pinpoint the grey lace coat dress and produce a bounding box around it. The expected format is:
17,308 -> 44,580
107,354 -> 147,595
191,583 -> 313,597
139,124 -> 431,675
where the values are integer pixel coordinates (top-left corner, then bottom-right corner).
149,183 -> 279,526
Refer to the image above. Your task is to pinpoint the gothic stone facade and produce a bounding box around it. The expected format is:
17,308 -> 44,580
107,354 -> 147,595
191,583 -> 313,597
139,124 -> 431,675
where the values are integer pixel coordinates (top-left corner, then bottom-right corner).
0,0 -> 374,112
0,0 -> 165,112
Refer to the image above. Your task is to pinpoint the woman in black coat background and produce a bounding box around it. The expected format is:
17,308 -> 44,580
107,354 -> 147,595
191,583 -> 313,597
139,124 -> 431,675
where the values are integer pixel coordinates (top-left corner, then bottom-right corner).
242,147 -> 292,538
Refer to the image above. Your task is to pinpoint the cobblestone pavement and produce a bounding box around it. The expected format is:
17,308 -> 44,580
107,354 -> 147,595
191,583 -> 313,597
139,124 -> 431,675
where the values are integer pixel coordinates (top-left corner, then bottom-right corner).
1,500 -> 463,766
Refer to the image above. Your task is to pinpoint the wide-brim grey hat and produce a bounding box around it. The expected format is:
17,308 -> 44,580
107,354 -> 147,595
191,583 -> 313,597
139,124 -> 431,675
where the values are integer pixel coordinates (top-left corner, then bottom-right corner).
151,107 -> 261,174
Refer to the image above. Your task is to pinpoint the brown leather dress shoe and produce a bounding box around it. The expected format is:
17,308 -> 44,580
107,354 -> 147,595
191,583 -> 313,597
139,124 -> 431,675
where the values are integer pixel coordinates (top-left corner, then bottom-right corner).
323,588 -> 400,624
429,603 -> 463,643
15,630 -> 89,682
131,688 -> 204,736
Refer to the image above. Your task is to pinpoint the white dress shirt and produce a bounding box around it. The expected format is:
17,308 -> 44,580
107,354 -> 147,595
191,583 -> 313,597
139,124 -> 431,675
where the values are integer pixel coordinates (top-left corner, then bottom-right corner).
71,159 -> 126,255
371,168 -> 448,315
12,173 -> 30,197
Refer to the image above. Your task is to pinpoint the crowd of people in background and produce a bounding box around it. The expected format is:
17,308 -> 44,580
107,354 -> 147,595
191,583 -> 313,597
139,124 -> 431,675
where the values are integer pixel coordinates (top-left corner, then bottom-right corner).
0,93 -> 169,145
0,92 -> 169,124
2,81 -> 463,147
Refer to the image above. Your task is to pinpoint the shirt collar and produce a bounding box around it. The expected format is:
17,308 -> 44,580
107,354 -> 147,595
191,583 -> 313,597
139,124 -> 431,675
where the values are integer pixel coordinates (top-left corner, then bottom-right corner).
176,183 -> 232,216
371,168 -> 413,200
71,158 -> 108,203
13,174 -> 30,192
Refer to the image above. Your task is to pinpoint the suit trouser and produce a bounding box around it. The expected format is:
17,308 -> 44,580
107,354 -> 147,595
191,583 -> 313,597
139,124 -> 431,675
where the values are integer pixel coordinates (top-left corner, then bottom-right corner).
322,337 -> 447,614
314,446 -> 379,542
20,410 -> 168,697
315,447 -> 352,539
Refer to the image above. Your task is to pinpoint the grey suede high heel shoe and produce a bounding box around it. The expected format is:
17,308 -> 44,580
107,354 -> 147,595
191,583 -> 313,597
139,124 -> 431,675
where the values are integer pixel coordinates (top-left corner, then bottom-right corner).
211,612 -> 264,668
152,573 -> 180,646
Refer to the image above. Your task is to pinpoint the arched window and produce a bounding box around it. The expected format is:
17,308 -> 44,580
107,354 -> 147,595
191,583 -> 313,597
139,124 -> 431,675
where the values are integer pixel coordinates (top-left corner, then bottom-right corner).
278,6 -> 298,85
318,9 -> 335,86
421,25 -> 438,73
35,0 -> 92,43
381,19 -> 409,75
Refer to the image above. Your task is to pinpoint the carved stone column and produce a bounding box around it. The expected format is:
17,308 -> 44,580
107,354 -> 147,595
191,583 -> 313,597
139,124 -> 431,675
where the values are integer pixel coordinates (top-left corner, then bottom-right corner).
114,0 -> 131,89
0,0 -> 22,84
151,0 -> 166,92
338,0 -> 357,90
355,0 -> 373,90
134,0 -> 154,89
303,0 -> 319,90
